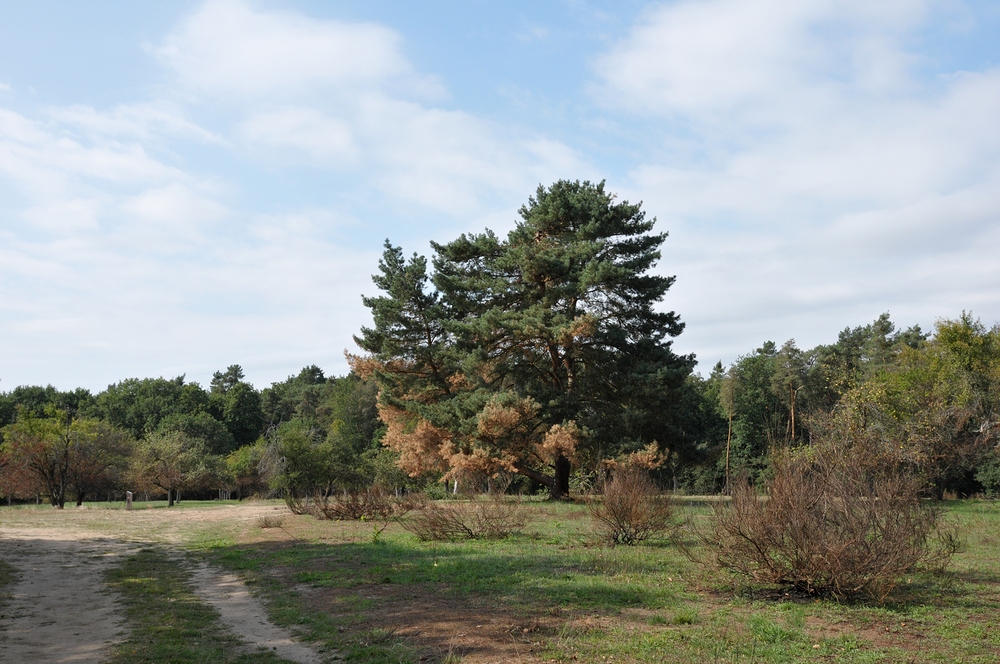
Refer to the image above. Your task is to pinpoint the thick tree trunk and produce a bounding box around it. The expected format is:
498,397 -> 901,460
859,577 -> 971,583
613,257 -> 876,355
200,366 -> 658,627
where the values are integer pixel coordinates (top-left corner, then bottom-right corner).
553,454 -> 571,499
514,462 -> 554,492
76,491 -> 86,507
167,488 -> 175,507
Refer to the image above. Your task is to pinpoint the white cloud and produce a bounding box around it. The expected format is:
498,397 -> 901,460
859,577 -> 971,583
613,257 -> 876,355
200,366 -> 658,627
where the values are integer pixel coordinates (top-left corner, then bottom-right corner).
239,108 -> 356,162
151,0 -> 441,100
1,0 -> 594,391
593,0 -> 1000,366
47,102 -> 221,144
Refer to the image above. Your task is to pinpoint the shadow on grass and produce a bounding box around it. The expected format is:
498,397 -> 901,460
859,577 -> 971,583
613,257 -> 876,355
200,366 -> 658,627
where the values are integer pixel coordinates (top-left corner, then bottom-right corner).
201,535 -> 689,663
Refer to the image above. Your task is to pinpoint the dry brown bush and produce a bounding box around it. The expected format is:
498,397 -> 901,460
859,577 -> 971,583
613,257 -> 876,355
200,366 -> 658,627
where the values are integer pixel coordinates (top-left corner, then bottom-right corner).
311,486 -> 423,521
402,493 -> 530,541
255,514 -> 285,529
588,466 -> 675,546
704,445 -> 957,601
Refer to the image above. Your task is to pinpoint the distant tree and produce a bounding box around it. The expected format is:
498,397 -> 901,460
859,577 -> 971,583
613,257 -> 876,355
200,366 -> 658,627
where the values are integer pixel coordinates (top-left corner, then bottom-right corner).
0,385 -> 93,427
92,376 -> 210,439
210,365 -> 246,395
260,365 -> 329,428
0,409 -> 128,508
131,430 -> 219,507
65,419 -> 133,505
225,442 -> 268,500
156,412 -> 236,456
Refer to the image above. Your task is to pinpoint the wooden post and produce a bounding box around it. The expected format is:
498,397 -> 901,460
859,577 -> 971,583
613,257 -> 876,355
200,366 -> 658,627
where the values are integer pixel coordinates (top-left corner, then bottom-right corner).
126,491 -> 133,511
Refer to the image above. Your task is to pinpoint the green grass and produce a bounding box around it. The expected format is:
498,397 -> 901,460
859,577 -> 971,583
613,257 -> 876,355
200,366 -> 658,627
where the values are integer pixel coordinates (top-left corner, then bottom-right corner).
192,499 -> 1000,664
104,547 -> 297,664
5,497 -> 999,663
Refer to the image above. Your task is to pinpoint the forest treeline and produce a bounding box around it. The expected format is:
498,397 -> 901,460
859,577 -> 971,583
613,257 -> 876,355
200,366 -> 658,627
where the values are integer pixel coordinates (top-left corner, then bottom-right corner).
1,311 -> 997,507
2,180 -> 998,507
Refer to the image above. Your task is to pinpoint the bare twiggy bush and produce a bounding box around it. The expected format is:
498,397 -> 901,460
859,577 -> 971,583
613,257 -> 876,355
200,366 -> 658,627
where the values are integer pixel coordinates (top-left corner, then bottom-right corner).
588,466 -> 675,546
311,485 -> 422,521
704,446 -> 956,601
255,514 -> 285,529
402,493 -> 530,541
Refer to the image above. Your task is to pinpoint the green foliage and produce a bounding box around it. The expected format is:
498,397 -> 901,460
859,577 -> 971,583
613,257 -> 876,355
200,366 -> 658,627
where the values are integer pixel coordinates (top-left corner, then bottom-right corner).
975,452 -> 1000,497
132,430 -> 221,505
260,365 -> 329,427
225,442 -> 268,499
1,409 -> 132,507
0,385 -> 94,428
157,412 -> 236,456
92,376 -> 211,439
357,180 -> 693,497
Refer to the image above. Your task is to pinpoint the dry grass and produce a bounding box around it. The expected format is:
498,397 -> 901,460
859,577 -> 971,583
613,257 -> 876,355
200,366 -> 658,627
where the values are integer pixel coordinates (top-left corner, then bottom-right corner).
255,514 -> 285,529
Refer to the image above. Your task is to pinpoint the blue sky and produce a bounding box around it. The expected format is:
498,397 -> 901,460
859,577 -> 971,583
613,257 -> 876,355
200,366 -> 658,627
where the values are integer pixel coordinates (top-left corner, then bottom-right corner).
1,0 -> 999,392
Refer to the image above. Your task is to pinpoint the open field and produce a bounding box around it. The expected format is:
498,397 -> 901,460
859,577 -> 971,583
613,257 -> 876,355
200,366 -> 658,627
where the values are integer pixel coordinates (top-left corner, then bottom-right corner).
1,498 -> 999,663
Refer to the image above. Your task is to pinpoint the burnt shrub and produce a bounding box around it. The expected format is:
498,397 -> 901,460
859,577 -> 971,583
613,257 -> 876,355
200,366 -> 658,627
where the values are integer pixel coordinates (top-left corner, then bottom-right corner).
704,445 -> 956,601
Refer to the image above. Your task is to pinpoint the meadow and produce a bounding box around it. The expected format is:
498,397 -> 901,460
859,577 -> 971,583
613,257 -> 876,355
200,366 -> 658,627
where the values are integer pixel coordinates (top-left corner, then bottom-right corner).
0,498 -> 998,663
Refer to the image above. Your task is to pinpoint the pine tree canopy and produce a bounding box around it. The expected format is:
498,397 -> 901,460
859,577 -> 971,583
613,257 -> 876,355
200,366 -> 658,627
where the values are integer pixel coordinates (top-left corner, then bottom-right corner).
353,180 -> 694,498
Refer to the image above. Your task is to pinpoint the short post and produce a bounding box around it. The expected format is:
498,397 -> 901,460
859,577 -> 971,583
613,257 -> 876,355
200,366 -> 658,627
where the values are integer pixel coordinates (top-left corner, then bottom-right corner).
126,491 -> 133,511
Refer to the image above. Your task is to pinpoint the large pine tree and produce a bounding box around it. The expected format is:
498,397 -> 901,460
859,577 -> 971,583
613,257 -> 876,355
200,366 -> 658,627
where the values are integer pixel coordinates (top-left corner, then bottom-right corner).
354,180 -> 694,498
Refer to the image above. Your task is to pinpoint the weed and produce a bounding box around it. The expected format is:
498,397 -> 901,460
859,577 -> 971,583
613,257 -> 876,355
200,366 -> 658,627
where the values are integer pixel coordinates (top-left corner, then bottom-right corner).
704,445 -> 956,601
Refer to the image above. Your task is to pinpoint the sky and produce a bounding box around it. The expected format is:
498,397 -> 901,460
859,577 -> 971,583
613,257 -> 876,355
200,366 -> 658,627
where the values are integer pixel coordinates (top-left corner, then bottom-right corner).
1,0 -> 999,393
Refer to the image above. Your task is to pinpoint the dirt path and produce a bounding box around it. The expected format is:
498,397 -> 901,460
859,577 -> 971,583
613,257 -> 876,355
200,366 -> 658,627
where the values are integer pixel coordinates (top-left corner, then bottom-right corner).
0,506 -> 328,664
190,562 -> 325,664
0,533 -> 129,664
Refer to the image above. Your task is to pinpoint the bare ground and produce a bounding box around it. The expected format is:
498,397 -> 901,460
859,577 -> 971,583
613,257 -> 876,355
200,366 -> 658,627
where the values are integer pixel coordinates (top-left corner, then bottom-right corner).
0,504 -> 326,664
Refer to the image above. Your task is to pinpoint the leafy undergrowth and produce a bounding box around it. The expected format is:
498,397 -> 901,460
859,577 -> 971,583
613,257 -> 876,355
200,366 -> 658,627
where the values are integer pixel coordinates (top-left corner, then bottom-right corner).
190,499 -> 1000,663
105,547 -> 295,664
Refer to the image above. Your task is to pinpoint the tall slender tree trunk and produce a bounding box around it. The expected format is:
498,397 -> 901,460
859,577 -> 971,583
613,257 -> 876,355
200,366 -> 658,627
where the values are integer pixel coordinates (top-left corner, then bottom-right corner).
725,411 -> 733,494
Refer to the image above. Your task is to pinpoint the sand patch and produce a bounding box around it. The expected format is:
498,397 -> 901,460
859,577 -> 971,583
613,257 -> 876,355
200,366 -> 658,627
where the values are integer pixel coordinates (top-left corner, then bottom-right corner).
0,535 -> 129,664
190,561 -> 326,663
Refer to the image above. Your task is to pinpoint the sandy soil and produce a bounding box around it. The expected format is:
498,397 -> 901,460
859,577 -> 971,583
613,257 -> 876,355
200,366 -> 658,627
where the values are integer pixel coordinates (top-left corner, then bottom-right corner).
0,533 -> 129,664
0,504 -> 327,663
191,561 -> 325,664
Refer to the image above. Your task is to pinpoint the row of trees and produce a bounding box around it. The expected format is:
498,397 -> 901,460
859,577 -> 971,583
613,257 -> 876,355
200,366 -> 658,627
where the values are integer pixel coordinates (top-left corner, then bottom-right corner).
688,312 -> 1000,497
2,180 -> 997,506
0,368 -> 386,507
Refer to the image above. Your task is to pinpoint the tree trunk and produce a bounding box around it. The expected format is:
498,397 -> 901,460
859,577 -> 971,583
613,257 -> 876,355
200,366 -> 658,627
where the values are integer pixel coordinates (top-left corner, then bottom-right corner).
553,454 -> 571,500
76,491 -> 86,507
514,462 -> 555,495
167,488 -> 175,507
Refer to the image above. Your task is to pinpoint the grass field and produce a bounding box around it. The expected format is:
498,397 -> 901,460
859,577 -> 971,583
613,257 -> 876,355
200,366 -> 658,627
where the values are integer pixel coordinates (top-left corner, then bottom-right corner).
1,498 -> 999,663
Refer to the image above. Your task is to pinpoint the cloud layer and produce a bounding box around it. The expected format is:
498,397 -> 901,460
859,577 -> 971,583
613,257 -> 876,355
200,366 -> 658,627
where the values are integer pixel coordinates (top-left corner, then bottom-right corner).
593,0 -> 1000,363
1,0 -> 997,391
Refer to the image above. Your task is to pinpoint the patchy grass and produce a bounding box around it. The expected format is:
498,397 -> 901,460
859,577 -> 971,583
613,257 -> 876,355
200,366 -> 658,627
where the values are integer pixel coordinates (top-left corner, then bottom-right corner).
104,547 -> 293,664
4,497 -> 1000,663
0,558 -> 17,605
